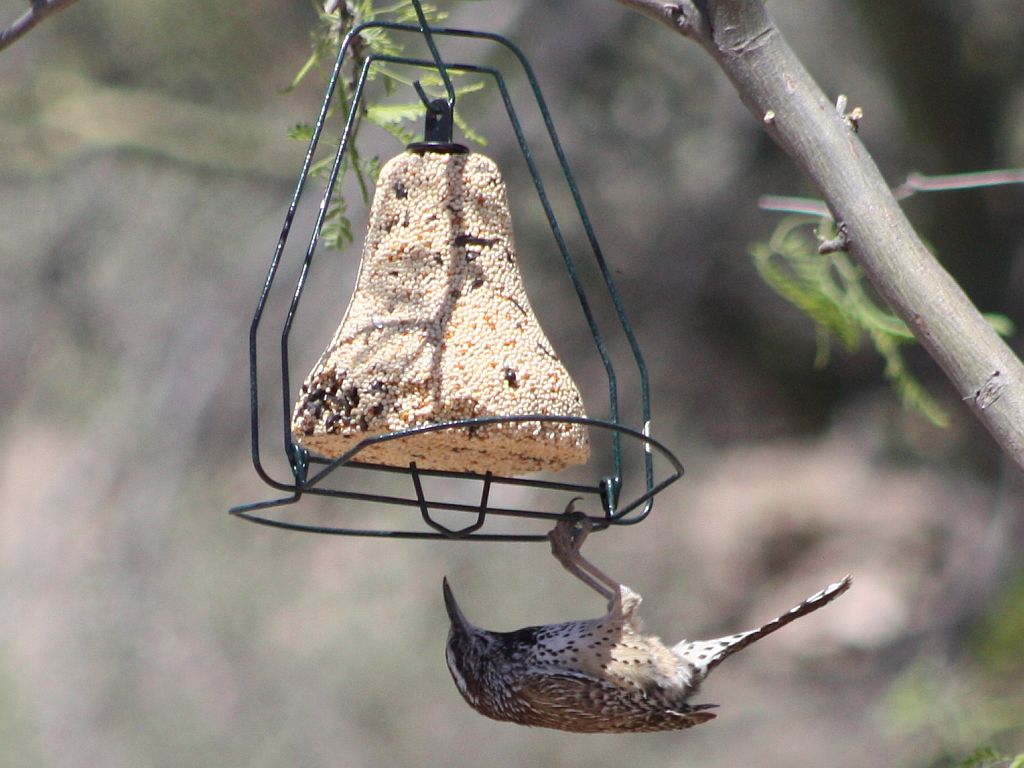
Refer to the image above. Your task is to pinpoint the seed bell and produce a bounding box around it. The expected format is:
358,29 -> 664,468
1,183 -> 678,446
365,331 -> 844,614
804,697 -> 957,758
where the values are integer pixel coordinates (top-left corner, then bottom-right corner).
291,146 -> 590,474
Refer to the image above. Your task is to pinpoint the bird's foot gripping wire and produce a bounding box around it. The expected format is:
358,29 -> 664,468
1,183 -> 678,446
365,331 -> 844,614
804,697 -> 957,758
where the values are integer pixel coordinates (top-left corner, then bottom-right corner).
548,499 -> 623,607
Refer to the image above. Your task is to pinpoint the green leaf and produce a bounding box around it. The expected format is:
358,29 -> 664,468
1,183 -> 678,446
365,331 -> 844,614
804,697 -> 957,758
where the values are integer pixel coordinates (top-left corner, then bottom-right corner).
956,747 -> 1024,768
287,123 -> 314,142
872,330 -> 950,427
284,51 -> 320,94
983,313 -> 1016,337
366,101 -> 428,128
751,216 -> 956,426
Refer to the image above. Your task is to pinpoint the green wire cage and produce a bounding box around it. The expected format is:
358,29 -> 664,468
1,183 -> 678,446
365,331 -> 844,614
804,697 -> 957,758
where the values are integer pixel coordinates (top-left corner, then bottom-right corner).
229,2 -> 683,541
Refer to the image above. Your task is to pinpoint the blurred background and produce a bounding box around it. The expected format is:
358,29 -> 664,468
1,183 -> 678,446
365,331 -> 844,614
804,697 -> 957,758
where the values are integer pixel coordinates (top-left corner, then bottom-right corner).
1,1 -> 1022,766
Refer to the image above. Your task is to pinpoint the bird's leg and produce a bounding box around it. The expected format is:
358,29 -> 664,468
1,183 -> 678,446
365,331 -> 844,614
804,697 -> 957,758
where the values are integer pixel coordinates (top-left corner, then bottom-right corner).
548,500 -> 623,607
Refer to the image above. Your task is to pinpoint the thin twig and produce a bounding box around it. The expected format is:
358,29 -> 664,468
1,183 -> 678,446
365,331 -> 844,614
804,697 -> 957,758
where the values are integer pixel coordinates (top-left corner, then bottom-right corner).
892,169 -> 1024,200
0,0 -> 81,52
760,168 -> 1024,216
758,195 -> 830,216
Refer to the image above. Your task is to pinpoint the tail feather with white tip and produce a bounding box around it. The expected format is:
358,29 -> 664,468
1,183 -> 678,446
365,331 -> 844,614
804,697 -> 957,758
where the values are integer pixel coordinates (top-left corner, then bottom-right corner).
673,575 -> 852,676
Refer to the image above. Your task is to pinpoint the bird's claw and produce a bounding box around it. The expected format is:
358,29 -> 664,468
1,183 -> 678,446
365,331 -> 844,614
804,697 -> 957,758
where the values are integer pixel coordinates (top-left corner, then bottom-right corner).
549,498 -> 593,558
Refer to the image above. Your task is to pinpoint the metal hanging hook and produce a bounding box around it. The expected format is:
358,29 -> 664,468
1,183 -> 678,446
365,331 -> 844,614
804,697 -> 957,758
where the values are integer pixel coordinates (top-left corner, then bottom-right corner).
410,0 -> 456,110
412,79 -> 439,112
407,4 -> 463,153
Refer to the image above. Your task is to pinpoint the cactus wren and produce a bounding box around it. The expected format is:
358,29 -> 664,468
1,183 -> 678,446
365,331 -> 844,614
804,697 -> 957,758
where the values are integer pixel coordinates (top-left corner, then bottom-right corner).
443,505 -> 851,733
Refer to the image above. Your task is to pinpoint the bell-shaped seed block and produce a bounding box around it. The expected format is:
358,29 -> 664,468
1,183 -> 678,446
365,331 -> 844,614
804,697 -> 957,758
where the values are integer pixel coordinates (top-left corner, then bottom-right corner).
291,150 -> 590,474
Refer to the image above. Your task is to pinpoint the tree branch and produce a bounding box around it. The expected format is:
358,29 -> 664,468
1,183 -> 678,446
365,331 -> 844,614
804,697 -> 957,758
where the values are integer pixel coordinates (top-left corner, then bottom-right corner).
0,0 -> 80,52
616,0 -> 1024,471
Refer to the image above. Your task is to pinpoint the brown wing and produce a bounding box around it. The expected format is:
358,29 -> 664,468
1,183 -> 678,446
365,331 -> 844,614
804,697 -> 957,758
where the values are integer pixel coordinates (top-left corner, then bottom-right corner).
513,673 -> 717,734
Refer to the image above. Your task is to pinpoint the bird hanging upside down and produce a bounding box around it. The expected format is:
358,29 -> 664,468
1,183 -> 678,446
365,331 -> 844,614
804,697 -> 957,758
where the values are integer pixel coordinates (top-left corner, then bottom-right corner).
443,504 -> 851,733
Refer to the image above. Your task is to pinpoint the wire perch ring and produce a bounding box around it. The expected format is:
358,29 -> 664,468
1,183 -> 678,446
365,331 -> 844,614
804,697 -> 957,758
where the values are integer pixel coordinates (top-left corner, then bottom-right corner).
229,5 -> 684,540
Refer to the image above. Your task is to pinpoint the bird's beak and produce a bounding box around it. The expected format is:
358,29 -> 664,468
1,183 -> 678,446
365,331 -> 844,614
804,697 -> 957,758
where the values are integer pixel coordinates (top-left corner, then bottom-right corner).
442,577 -> 472,631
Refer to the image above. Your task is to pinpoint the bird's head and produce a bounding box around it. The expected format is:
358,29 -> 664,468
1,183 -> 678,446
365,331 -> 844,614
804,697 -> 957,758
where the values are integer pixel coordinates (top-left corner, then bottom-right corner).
442,577 -> 496,706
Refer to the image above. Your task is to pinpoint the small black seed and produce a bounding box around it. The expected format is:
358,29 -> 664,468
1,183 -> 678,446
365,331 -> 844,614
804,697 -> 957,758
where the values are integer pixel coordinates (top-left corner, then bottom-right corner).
453,233 -> 498,248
